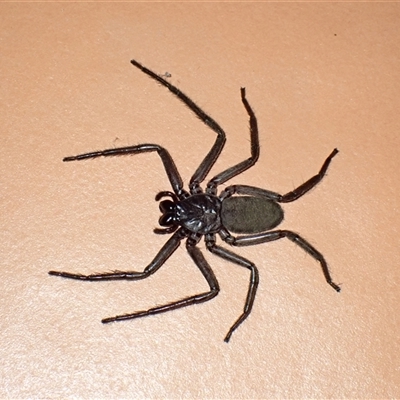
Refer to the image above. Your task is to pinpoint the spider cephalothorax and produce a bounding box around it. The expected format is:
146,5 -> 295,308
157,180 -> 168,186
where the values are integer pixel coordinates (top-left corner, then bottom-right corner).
156,191 -> 222,236
49,59 -> 340,343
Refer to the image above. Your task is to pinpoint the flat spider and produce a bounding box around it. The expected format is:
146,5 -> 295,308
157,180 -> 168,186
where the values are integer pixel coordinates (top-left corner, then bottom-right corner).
49,59 -> 340,343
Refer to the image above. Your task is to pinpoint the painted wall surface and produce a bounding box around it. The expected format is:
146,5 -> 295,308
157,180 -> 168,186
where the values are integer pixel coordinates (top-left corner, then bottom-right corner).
1,3 -> 399,398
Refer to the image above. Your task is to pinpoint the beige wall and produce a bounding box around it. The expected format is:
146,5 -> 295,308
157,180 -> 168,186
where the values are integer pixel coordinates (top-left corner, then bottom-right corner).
1,2 -> 399,398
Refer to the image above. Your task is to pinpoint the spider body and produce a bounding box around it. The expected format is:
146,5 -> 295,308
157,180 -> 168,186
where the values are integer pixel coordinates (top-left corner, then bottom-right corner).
158,192 -> 223,235
221,196 -> 284,234
49,59 -> 340,343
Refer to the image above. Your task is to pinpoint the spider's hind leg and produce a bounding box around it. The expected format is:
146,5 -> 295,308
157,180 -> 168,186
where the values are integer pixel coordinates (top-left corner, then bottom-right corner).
206,234 -> 259,343
279,148 -> 339,203
49,229 -> 184,282
221,229 -> 341,293
102,237 -> 220,325
218,148 -> 339,204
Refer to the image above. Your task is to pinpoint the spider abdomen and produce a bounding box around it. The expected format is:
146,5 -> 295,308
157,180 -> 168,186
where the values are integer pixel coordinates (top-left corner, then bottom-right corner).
221,196 -> 284,234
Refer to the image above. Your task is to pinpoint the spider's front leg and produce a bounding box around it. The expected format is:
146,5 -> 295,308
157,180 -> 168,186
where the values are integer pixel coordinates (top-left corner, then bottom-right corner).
63,143 -> 189,199
129,59 -> 227,195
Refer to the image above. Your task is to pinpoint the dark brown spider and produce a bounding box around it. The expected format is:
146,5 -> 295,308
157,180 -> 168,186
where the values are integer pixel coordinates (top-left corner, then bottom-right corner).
49,59 -> 340,343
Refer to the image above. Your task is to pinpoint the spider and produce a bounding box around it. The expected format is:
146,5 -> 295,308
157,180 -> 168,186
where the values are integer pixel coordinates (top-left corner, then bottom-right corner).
49,59 -> 340,343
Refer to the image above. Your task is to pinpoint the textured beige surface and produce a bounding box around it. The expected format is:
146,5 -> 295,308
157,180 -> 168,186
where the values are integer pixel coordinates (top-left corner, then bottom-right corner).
1,3 -> 399,398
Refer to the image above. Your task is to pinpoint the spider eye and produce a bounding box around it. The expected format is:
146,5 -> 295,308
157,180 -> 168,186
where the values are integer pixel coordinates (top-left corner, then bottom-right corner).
159,213 -> 175,227
159,200 -> 175,213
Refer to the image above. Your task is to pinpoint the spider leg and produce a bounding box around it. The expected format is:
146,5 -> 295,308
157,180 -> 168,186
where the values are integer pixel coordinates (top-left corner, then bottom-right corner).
49,228 -> 184,281
279,148 -> 339,203
206,88 -> 259,194
100,237 -> 219,325
221,230 -> 341,292
206,234 -> 259,343
63,143 -> 188,199
130,59 -> 226,194
219,149 -> 338,202
219,184 -> 281,201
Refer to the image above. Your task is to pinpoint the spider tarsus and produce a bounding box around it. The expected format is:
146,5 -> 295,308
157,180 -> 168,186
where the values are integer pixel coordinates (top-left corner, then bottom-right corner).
102,312 -> 144,324
130,59 -> 142,69
48,270 -> 62,276
224,333 -> 232,343
101,317 -> 115,324
330,282 -> 341,292
48,270 -> 86,280
63,153 -> 95,162
63,156 -> 76,162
